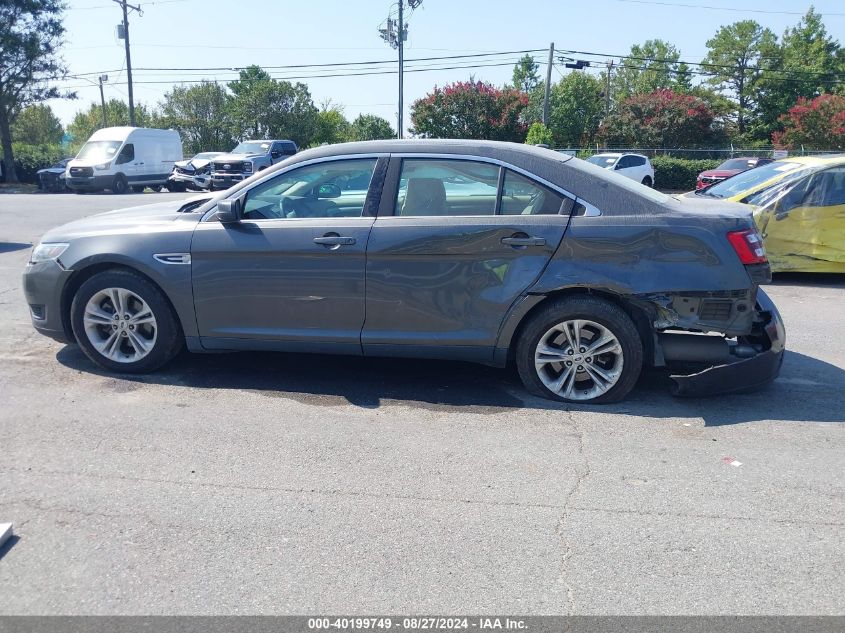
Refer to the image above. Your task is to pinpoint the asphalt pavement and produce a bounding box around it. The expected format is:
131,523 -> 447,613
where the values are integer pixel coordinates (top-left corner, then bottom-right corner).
0,192 -> 842,614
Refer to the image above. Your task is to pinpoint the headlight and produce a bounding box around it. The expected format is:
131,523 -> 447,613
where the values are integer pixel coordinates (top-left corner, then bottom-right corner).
243,163 -> 253,173
95,162 -> 110,170
30,242 -> 69,264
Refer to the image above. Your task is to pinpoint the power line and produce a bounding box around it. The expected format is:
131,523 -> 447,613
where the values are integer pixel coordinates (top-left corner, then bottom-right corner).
604,0 -> 845,16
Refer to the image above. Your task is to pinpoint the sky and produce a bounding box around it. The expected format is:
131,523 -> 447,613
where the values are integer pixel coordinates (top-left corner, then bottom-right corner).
48,0 -> 845,138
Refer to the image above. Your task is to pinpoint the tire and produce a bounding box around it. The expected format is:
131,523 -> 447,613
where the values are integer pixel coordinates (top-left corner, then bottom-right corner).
515,296 -> 643,404
70,269 -> 183,374
131,185 -> 145,193
641,176 -> 653,187
112,174 -> 129,194
168,182 -> 186,193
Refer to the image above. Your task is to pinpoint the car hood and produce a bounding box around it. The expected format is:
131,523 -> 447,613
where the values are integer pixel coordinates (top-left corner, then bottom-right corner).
41,196 -> 210,242
700,169 -> 743,179
212,152 -> 263,162
174,158 -> 213,172
37,167 -> 67,175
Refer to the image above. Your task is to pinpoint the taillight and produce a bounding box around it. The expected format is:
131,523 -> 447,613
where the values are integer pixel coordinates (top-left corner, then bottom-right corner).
727,229 -> 767,265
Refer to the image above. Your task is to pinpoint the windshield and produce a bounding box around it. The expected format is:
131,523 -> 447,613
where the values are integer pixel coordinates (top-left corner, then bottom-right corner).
586,155 -> 619,168
76,140 -> 122,162
232,142 -> 270,154
700,160 -> 805,198
717,158 -> 757,170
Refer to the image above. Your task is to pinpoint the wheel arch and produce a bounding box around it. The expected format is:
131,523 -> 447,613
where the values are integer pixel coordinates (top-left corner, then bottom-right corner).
60,260 -> 187,343
497,287 -> 657,367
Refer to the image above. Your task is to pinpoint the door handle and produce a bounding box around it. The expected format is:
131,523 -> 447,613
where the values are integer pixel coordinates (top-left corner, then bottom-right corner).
313,235 -> 356,246
501,235 -> 546,247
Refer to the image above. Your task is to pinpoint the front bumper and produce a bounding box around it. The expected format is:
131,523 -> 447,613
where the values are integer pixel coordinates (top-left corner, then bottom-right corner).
22,259 -> 74,344
66,175 -> 113,191
211,172 -> 249,187
170,172 -> 211,189
667,288 -> 786,396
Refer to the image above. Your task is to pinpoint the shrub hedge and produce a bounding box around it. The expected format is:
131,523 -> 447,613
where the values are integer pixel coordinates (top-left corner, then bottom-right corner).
649,156 -> 721,191
1,143 -> 65,184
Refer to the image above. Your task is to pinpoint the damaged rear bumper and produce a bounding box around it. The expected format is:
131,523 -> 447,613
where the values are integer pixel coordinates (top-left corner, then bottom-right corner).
663,288 -> 786,397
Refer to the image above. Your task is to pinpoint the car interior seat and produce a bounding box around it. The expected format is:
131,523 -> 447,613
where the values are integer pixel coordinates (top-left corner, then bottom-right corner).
401,178 -> 447,215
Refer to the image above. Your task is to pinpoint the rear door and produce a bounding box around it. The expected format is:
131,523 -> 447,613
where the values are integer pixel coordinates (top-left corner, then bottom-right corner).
362,156 -> 573,361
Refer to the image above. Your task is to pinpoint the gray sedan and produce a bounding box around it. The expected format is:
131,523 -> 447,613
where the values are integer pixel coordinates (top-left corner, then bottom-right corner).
23,140 -> 785,403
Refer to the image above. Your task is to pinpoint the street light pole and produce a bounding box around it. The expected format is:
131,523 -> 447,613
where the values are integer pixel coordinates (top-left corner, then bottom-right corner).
98,75 -> 109,127
543,42 -> 554,126
397,0 -> 403,139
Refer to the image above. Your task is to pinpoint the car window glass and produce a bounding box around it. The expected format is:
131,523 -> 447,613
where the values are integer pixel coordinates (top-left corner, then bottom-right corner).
241,158 -> 377,220
501,170 -> 565,215
801,167 -> 845,208
395,159 -> 499,216
617,156 -> 633,169
629,156 -> 645,167
116,143 -> 134,165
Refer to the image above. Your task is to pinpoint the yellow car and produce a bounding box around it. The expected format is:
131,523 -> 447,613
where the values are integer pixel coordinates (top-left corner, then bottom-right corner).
693,155 -> 845,273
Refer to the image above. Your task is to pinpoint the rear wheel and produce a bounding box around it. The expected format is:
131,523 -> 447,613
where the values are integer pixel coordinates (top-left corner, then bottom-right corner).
641,176 -> 653,187
112,174 -> 128,194
515,296 -> 643,404
70,270 -> 183,374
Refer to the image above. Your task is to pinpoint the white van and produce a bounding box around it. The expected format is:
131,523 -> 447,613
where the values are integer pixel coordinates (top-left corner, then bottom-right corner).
65,127 -> 183,194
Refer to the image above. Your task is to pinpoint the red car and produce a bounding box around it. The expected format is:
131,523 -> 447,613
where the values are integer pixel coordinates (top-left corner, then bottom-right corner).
696,157 -> 773,190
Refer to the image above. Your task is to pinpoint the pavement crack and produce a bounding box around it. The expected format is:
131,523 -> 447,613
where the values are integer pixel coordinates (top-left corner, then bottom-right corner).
554,408 -> 591,614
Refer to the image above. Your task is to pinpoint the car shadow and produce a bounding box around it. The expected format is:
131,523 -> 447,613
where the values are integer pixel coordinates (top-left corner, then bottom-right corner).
56,346 -> 844,426
0,242 -> 32,254
0,535 -> 20,562
771,272 -> 845,288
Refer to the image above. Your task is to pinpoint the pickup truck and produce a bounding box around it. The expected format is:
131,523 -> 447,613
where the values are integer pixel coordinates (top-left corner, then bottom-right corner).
210,139 -> 297,190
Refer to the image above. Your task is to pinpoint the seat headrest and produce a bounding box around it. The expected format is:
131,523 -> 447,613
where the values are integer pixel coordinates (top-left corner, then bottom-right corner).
401,178 -> 447,216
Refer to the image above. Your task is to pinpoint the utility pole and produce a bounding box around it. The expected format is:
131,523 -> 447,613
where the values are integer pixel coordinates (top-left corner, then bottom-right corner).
113,0 -> 142,126
542,42 -> 554,126
605,60 -> 614,116
98,75 -> 109,127
397,0 -> 404,139
379,0 -> 422,139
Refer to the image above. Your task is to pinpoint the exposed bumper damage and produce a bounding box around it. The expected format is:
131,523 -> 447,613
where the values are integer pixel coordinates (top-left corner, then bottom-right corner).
646,288 -> 785,397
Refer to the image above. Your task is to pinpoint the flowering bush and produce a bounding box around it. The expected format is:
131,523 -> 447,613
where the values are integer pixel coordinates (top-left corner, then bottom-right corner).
410,80 -> 528,141
772,94 -> 845,150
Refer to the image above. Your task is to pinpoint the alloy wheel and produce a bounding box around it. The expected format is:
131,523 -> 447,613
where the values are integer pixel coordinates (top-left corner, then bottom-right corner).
82,287 -> 158,363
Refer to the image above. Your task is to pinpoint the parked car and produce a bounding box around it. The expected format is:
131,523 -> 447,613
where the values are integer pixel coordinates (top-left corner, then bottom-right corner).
65,127 -> 183,194
23,140 -> 784,404
585,153 -> 655,187
210,139 -> 297,190
37,158 -> 72,192
168,152 -> 225,192
688,156 -> 833,203
696,156 -> 773,190
733,157 -> 845,273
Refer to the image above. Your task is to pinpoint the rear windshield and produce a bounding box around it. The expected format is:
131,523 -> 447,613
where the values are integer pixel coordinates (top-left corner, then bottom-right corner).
701,160 -> 805,198
586,155 -> 619,167
717,158 -> 757,170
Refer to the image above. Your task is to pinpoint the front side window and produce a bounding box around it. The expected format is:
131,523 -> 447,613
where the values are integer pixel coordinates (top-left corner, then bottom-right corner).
501,170 -> 565,215
116,144 -> 134,165
395,159 -> 499,216
241,158 -> 377,220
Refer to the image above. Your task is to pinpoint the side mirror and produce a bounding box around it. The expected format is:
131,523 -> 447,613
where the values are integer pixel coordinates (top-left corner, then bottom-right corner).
216,198 -> 242,223
316,183 -> 342,199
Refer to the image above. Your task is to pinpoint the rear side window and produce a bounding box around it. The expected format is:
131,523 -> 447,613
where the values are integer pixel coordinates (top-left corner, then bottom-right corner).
501,170 -> 565,215
629,156 -> 646,167
395,159 -> 499,216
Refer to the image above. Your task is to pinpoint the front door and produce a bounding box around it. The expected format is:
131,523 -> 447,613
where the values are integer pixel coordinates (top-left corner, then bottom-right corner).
191,157 -> 384,354
362,157 -> 572,361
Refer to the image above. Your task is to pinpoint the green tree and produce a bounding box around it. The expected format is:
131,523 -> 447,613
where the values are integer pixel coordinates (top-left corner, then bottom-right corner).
349,114 -> 394,141
410,80 -> 528,141
546,71 -> 605,147
66,99 -> 156,154
159,81 -> 234,155
227,65 -> 319,146
702,20 -> 778,135
599,89 -> 720,148
525,122 -> 553,146
12,103 -> 63,146
0,0 -> 73,182
313,106 -> 350,146
512,54 -> 540,93
772,94 -> 845,150
755,7 -> 842,141
612,40 -> 688,100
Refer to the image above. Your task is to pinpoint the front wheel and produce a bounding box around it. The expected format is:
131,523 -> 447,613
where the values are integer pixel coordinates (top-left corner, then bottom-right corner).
70,269 -> 183,373
112,174 -> 128,194
515,296 -> 643,404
